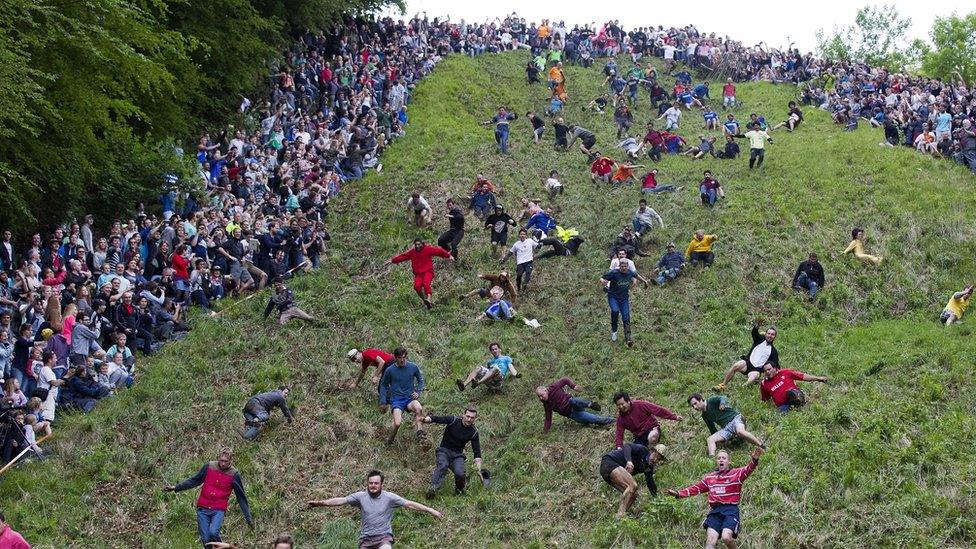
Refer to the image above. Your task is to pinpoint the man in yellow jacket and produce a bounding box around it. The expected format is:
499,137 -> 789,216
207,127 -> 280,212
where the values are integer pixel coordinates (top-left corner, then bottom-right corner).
685,230 -> 718,267
941,285 -> 973,326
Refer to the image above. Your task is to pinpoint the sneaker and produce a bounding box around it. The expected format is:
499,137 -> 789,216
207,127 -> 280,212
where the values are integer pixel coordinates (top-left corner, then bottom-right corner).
456,380 -> 465,392
376,163 -> 384,173
626,338 -> 634,347
712,383 -> 726,392
589,401 -> 602,411
611,332 -> 618,342
423,298 -> 433,310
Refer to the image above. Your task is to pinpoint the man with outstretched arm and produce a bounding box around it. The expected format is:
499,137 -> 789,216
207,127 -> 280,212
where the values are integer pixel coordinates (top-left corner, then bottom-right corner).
715,320 -> 778,391
688,393 -> 765,457
600,442 -> 669,519
667,447 -> 765,549
456,342 -> 519,392
536,377 -> 613,432
307,469 -> 443,549
241,386 -> 294,441
163,448 -> 253,547
759,363 -> 828,413
264,279 -> 315,324
613,391 -> 682,449
378,347 -> 427,446
423,408 -> 484,496
389,238 -> 454,309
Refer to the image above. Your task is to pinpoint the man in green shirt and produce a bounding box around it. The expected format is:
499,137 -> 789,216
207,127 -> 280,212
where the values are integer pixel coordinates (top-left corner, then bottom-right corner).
687,393 -> 765,457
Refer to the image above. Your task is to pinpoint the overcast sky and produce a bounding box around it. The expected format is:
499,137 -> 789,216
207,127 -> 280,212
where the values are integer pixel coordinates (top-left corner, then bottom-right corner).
378,0 -> 975,52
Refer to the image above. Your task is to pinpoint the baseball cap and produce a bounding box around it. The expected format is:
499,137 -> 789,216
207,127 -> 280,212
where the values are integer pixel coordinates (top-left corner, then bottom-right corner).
654,444 -> 669,460
347,349 -> 359,360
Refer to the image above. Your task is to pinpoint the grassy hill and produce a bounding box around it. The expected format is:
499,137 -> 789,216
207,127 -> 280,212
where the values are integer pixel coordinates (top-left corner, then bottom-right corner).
6,51 -> 976,548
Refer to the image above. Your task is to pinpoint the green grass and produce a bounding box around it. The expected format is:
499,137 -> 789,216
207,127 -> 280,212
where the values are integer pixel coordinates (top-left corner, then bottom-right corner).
6,51 -> 976,548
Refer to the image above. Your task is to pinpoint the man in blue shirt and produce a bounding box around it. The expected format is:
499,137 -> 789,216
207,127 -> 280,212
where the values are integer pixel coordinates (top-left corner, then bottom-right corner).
456,342 -> 520,392
600,259 -> 649,347
483,107 -> 518,154
379,347 -> 428,446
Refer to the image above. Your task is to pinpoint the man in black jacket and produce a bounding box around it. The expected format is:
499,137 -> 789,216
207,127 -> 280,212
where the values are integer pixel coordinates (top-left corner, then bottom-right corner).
792,253 -> 825,299
423,408 -> 483,496
599,442 -> 668,519
242,386 -> 295,440
437,198 -> 465,261
264,279 -> 315,325
715,320 -> 778,391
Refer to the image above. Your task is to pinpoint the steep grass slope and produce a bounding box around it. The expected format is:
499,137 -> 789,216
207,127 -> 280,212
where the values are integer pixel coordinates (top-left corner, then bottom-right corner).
5,52 -> 976,548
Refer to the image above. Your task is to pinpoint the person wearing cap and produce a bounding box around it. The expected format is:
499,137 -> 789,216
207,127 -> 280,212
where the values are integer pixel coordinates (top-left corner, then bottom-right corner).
655,242 -> 686,286
599,442 -> 669,519
263,279 -> 314,325
241,386 -> 294,441
347,347 -> 395,388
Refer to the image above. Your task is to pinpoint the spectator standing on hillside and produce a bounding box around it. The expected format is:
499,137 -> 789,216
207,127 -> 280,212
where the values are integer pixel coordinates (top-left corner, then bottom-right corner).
760,363 -> 828,413
437,199 -> 465,261
667,447 -> 765,549
241,386 -> 294,441
842,227 -> 883,266
308,470 -> 443,548
263,279 -> 314,325
347,347 -> 394,388
600,442 -> 669,519
687,394 -> 765,457
536,377 -> 613,432
613,391 -> 682,449
940,285 -> 973,326
715,320 -> 778,391
791,253 -> 825,299
722,78 -> 737,109
389,238 -> 454,310
456,342 -> 519,392
378,347 -> 428,447
422,408 -> 485,496
600,259 -> 649,346
164,448 -> 253,548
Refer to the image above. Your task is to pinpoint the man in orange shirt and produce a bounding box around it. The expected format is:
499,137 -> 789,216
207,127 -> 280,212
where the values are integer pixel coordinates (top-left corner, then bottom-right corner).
548,62 -> 564,93
611,162 -> 645,186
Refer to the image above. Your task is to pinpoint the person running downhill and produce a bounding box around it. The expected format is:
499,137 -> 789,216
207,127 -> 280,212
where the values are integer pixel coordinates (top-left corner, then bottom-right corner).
456,342 -> 520,392
483,106 -> 518,154
612,391 -> 682,449
347,347 -> 395,388
687,393 -> 765,457
536,377 -> 613,432
438,199 -> 465,261
600,442 -> 669,519
715,320 -> 778,391
423,408 -> 485,496
600,259 -> 649,346
378,347 -> 428,447
307,470 -> 443,549
759,362 -> 828,413
737,122 -> 772,169
163,448 -> 253,548
500,229 -> 540,292
941,284 -> 973,326
241,386 -> 294,441
484,205 -> 517,258
667,447 -> 765,549
389,238 -> 454,309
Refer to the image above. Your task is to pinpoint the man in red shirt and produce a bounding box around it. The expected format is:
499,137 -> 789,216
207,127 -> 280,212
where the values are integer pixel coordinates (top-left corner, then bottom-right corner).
667,447 -> 764,549
347,347 -> 395,387
613,391 -> 682,449
722,77 -> 737,109
590,155 -> 615,184
759,363 -> 828,413
389,238 -> 454,309
642,124 -> 666,161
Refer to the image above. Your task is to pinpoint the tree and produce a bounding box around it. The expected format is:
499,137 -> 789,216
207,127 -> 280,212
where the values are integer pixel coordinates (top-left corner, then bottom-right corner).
815,4 -> 915,70
920,13 -> 976,85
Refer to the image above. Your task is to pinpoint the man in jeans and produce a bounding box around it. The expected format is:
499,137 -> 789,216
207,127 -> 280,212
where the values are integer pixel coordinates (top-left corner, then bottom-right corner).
423,408 -> 484,496
242,386 -> 295,440
164,448 -> 253,547
537,377 -> 614,432
792,253 -> 825,299
600,259 -> 649,346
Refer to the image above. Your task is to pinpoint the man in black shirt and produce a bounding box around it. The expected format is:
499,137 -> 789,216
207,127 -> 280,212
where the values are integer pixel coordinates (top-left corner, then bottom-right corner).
792,252 -> 825,299
242,386 -> 295,440
484,206 -> 516,258
599,442 -> 668,519
423,408 -> 483,496
437,198 -> 465,261
526,111 -> 545,144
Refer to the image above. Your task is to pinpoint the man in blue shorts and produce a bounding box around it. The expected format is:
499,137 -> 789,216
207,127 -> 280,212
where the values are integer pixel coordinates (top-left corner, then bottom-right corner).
456,342 -> 520,392
378,347 -> 428,447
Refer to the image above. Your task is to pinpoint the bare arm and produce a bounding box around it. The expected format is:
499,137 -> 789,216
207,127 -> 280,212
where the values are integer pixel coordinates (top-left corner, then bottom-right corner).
307,497 -> 349,507
402,499 -> 443,519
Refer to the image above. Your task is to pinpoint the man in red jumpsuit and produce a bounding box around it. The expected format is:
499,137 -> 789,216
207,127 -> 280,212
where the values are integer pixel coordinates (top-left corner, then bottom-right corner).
389,238 -> 454,309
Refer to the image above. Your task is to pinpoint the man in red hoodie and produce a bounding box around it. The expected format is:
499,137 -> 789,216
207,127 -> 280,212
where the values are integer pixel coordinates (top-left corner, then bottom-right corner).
164,448 -> 253,547
613,391 -> 682,449
0,512 -> 30,549
668,447 -> 764,549
389,238 -> 454,309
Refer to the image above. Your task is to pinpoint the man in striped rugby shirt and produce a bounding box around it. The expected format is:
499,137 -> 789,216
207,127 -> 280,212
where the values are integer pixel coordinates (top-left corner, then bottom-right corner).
667,447 -> 764,549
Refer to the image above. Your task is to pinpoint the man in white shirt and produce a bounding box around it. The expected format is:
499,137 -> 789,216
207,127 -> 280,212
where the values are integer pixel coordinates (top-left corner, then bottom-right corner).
406,193 -> 432,227
500,229 -> 540,292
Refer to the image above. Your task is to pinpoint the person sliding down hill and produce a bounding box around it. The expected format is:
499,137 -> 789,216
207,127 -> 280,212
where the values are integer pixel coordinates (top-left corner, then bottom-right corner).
760,362 -> 828,413
423,407 -> 486,497
940,285 -> 973,326
537,226 -> 584,259
458,271 -> 518,302
347,347 -> 395,387
457,342 -> 520,392
842,227 -> 883,266
163,448 -> 253,548
687,393 -> 766,457
667,447 -> 765,549
771,101 -> 804,132
474,287 -> 517,322
537,377 -> 614,432
241,386 -> 294,441
591,153 -> 616,184
601,259 -> 649,346
567,125 -> 598,157
378,347 -> 428,447
685,230 -> 718,267
264,279 -> 315,325
437,199 -> 465,261
715,320 -> 778,391
613,391 -> 682,449
600,442 -> 669,519
389,238 -> 454,310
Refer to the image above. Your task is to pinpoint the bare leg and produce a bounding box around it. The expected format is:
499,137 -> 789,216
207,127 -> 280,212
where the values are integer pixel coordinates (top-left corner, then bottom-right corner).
735,424 -> 764,448
718,360 -> 746,388
408,399 -> 425,431
705,528 -> 720,549
706,433 -> 723,457
459,366 -> 482,389
476,367 -> 501,386
609,468 -> 638,518
721,529 -> 738,548
743,371 -> 761,387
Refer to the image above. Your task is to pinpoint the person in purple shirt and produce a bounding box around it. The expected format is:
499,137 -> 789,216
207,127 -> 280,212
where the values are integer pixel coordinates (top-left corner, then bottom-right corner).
536,377 -> 613,432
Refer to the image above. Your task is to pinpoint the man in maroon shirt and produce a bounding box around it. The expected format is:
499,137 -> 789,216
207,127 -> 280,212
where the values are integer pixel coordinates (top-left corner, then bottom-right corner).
613,391 -> 682,449
642,122 -> 666,161
536,377 -> 614,432
759,363 -> 828,413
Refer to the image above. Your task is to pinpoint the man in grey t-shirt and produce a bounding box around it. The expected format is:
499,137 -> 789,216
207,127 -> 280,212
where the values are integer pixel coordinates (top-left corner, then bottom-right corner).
308,469 -> 443,548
